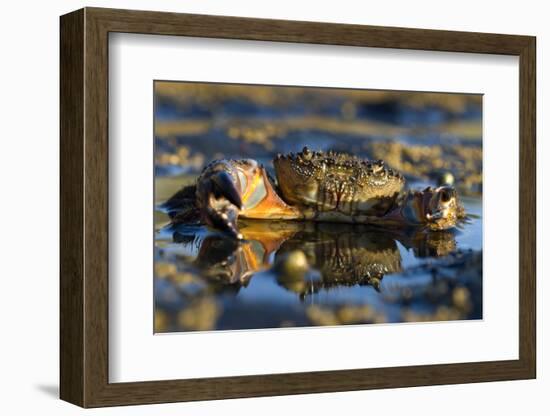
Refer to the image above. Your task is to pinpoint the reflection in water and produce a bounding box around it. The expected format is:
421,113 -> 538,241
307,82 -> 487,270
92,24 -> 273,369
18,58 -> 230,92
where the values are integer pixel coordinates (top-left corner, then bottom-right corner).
155,220 -> 480,332
178,222 -> 457,293
276,225 -> 402,296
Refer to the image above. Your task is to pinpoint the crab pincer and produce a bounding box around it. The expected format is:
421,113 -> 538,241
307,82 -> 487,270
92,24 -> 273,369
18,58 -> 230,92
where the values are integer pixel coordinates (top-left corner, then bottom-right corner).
195,160 -> 244,239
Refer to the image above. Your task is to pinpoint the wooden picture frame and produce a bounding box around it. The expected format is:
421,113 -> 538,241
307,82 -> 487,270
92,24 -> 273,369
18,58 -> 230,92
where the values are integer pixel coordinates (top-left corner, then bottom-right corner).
60,7 -> 536,408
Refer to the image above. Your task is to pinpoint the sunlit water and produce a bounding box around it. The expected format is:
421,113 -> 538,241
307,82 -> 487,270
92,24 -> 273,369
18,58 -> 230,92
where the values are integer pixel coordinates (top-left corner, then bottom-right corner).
154,178 -> 482,332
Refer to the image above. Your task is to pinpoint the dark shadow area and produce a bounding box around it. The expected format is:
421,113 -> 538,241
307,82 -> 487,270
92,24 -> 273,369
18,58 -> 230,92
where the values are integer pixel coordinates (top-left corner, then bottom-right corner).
35,384 -> 59,399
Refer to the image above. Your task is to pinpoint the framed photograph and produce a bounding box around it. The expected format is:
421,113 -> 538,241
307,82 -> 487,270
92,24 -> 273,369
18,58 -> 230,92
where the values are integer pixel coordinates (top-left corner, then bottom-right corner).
60,7 -> 536,407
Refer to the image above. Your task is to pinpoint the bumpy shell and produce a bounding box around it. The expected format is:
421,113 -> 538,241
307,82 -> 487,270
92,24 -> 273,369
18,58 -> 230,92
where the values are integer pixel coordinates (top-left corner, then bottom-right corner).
273,147 -> 405,216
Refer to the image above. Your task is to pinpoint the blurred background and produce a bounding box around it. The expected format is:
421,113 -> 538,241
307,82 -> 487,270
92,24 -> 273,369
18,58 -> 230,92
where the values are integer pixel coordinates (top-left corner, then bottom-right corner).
154,82 -> 482,194
154,81 -> 482,333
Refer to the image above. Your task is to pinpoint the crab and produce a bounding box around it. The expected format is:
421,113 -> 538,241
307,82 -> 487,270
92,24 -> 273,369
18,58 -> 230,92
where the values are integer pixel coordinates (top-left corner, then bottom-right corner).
164,147 -> 466,239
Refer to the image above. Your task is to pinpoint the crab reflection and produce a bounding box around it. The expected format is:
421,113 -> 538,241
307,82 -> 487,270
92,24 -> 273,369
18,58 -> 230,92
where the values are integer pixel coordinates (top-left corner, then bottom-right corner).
274,224 -> 402,296
169,220 -> 457,298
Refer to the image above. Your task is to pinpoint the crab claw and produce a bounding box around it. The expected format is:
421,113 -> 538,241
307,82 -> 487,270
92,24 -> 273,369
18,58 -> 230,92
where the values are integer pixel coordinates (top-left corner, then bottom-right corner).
210,170 -> 243,209
423,186 -> 464,230
196,161 -> 244,239
398,185 -> 466,231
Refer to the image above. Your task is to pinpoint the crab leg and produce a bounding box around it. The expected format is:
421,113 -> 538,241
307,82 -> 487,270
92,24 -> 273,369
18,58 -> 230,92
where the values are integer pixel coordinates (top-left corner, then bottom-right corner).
239,168 -> 302,221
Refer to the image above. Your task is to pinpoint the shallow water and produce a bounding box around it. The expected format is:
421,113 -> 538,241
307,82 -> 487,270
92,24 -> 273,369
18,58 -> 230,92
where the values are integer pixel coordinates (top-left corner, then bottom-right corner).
154,177 -> 482,332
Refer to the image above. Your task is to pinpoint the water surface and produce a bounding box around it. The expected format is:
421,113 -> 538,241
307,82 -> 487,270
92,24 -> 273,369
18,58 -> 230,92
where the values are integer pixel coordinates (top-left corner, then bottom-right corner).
154,178 -> 482,332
